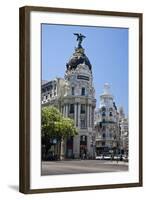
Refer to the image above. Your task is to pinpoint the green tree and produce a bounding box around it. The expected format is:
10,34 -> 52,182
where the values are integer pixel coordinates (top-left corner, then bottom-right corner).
41,106 -> 78,160
42,106 -> 62,138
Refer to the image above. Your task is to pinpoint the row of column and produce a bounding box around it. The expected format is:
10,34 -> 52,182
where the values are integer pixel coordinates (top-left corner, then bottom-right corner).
62,103 -> 94,128
88,104 -> 94,127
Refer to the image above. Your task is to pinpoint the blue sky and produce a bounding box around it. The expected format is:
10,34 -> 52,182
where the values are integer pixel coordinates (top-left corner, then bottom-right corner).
41,24 -> 128,115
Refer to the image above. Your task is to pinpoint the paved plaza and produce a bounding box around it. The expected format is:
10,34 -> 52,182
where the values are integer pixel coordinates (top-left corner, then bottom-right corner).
41,160 -> 128,175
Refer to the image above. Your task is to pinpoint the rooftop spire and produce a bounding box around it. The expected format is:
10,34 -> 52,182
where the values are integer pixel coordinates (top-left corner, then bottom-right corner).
103,83 -> 111,95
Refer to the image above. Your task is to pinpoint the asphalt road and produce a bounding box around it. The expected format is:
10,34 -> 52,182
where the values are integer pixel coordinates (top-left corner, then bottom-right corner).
41,160 -> 128,175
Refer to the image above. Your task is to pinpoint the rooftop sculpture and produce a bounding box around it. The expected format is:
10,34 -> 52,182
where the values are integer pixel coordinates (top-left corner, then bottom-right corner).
73,33 -> 86,48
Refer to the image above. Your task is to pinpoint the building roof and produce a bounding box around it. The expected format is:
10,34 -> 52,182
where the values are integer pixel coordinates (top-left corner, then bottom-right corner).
66,47 -> 92,71
41,80 -> 48,85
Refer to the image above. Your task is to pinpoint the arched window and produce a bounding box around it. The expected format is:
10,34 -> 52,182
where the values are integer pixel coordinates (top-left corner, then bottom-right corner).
109,112 -> 113,116
109,107 -> 113,111
101,107 -> 106,112
102,112 -> 106,117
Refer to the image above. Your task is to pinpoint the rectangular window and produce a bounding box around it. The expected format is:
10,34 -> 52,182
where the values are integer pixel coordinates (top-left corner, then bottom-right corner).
81,104 -> 85,114
72,87 -> 74,95
81,87 -> 85,96
102,119 -> 105,123
102,141 -> 105,146
102,133 -> 105,138
42,88 -> 45,93
81,119 -> 86,129
70,104 -> 74,113
102,126 -> 106,131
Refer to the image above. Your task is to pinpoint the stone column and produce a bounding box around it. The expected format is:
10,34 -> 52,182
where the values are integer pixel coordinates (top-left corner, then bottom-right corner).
74,103 -> 77,126
66,104 -> 68,117
88,105 -> 90,127
65,104 -> 67,117
78,104 -> 81,128
87,104 -> 89,128
63,105 -> 66,117
90,105 -> 92,127
92,107 -> 94,128
76,103 -> 78,126
73,135 -> 80,158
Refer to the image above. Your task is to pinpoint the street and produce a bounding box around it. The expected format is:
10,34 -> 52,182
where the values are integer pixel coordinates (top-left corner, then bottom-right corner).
41,159 -> 128,175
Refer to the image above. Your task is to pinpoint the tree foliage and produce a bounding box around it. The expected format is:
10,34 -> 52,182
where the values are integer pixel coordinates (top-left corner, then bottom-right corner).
41,106 -> 78,138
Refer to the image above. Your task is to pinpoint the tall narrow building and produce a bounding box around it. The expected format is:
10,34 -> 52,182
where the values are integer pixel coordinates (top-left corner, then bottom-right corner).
95,84 -> 120,156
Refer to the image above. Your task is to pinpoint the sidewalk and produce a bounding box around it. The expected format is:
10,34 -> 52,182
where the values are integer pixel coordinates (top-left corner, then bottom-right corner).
43,159 -> 129,166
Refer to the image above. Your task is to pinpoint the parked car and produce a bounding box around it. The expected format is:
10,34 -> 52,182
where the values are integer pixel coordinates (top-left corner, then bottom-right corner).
103,156 -> 111,160
96,155 -> 111,160
95,155 -> 103,160
123,155 -> 129,162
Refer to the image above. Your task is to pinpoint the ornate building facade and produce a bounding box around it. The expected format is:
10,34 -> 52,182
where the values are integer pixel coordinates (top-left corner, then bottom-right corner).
42,34 -> 96,159
95,84 -> 128,157
95,84 -> 120,156
118,107 -> 129,156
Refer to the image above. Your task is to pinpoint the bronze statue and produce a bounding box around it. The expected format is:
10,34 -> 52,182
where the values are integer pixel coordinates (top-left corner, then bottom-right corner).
74,33 -> 86,48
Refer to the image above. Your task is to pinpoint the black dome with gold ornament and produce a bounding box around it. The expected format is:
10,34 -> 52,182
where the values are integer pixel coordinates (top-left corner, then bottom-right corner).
66,47 -> 92,71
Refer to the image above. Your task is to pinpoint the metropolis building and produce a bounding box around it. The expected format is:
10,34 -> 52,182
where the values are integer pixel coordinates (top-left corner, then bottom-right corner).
42,34 -> 96,159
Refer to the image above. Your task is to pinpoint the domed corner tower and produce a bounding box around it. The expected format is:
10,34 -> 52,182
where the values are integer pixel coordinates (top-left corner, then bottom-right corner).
95,83 -> 120,156
62,33 -> 96,159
